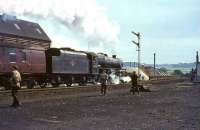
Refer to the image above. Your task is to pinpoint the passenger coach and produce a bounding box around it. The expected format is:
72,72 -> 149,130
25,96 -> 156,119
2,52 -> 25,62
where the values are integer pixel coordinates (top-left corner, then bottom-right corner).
0,14 -> 51,89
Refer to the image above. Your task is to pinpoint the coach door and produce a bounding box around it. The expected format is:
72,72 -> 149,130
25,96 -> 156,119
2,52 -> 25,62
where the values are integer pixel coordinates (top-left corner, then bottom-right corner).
0,47 -> 3,73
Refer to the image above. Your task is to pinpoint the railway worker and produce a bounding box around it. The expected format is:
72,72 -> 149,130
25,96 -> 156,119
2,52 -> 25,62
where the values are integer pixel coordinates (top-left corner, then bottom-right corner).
191,68 -> 195,82
130,71 -> 139,95
10,65 -> 21,108
100,70 -> 108,95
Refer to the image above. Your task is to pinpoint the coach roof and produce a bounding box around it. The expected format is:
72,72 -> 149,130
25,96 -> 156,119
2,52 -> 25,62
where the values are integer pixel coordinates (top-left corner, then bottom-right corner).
0,14 -> 51,42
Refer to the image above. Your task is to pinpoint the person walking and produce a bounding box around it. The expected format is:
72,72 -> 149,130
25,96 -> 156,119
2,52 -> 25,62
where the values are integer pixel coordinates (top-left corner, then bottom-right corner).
10,65 -> 21,107
100,70 -> 108,95
191,68 -> 195,82
130,71 -> 139,95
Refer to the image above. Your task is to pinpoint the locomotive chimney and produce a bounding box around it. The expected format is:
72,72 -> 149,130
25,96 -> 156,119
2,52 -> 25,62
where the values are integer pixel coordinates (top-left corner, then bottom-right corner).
1,13 -> 16,22
112,55 -> 116,58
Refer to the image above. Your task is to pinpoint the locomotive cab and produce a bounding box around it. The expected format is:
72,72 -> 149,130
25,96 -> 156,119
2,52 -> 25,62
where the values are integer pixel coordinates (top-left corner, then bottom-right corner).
45,48 -> 61,74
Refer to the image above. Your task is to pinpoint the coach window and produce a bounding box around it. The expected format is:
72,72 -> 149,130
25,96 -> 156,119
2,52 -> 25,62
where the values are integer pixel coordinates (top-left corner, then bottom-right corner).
14,23 -> 21,30
9,49 -> 17,63
36,28 -> 42,34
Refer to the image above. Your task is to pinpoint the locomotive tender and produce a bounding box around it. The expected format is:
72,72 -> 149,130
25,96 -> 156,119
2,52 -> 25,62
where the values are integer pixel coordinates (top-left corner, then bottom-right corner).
45,48 -> 99,87
0,14 -> 122,89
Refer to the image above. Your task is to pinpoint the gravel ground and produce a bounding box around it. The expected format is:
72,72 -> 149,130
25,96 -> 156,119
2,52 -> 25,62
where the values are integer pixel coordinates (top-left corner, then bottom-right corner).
0,80 -> 200,130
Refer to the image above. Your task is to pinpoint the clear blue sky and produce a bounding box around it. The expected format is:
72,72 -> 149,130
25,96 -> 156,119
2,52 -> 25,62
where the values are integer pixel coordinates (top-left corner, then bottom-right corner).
1,0 -> 200,64
97,0 -> 200,64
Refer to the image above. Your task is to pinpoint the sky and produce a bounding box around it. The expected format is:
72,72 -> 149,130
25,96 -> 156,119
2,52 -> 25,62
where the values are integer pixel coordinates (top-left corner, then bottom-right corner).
98,0 -> 200,64
0,0 -> 200,64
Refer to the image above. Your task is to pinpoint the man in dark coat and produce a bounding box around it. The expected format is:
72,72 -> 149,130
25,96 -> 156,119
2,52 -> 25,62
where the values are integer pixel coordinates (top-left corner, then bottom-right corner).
100,70 -> 108,95
10,65 -> 21,107
130,71 -> 139,95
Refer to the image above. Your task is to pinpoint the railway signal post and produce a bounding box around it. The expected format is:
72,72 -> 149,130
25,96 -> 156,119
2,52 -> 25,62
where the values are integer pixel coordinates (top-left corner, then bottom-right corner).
132,31 -> 141,79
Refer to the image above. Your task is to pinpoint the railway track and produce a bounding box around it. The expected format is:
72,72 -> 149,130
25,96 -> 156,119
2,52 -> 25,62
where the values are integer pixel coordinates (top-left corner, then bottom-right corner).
0,83 -> 128,94
0,77 -> 188,106
0,77 -> 188,95
0,83 -> 130,104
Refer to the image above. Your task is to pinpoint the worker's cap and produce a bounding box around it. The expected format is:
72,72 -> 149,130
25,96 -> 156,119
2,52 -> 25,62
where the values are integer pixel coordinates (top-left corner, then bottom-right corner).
12,65 -> 18,70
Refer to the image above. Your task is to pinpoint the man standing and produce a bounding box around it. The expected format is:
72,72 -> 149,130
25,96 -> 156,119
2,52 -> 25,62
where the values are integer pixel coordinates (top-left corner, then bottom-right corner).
10,65 -> 21,107
100,70 -> 108,95
130,71 -> 139,95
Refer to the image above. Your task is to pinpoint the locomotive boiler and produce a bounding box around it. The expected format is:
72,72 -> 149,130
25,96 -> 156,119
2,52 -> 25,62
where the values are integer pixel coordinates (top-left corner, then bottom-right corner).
96,53 -> 122,72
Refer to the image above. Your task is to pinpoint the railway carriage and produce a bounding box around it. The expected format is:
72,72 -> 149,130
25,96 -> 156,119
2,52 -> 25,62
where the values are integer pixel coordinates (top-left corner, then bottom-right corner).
0,14 -> 51,89
0,45 -> 48,89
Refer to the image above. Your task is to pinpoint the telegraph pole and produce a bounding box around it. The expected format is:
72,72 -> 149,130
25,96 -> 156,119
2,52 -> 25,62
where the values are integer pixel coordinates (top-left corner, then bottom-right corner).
132,31 -> 141,77
154,53 -> 156,77
196,51 -> 199,81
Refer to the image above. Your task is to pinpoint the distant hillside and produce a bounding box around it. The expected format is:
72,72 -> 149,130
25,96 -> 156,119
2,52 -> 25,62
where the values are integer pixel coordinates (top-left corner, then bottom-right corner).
157,62 -> 195,69
156,63 -> 195,73
123,62 -> 195,73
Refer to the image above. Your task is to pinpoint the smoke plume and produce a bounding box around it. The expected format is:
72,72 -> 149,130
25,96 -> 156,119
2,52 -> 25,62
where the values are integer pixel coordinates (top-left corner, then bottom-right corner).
0,0 -> 120,53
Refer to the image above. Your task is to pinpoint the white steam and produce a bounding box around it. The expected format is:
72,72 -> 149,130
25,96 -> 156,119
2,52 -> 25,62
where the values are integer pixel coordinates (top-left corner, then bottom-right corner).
109,72 -> 131,85
109,73 -> 120,84
0,0 -> 120,52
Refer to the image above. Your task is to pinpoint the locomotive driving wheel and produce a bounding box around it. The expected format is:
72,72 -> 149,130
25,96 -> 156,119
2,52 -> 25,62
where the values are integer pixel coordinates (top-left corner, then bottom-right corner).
66,83 -> 72,87
52,82 -> 59,87
1,77 -> 11,90
39,82 -> 47,88
64,77 -> 73,87
3,81 -> 11,90
51,76 -> 60,87
27,80 -> 35,89
79,76 -> 87,86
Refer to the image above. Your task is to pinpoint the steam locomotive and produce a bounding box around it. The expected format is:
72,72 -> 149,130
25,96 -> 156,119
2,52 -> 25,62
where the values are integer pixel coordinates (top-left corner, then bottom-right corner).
45,48 -> 122,87
0,14 -> 122,89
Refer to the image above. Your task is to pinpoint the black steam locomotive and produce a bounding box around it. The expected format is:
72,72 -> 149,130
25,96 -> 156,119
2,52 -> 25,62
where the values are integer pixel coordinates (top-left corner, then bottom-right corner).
43,48 -> 122,88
